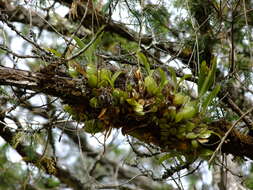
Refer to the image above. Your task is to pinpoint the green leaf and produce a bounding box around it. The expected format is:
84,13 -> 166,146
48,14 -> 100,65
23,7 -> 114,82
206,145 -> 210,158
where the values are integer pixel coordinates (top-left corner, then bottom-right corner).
198,61 -> 209,94
159,153 -> 173,163
191,140 -> 198,148
73,36 -> 85,49
201,85 -> 220,114
126,99 -> 144,115
199,60 -> 217,97
100,68 -> 112,81
87,74 -> 98,88
89,97 -> 99,108
144,75 -> 159,95
137,51 -> 150,74
186,132 -> 199,139
175,103 -> 197,123
173,93 -> 189,105
84,119 -> 104,134
126,98 -> 138,106
74,27 -> 104,63
198,130 -> 212,139
112,89 -> 128,99
0,48 -> 6,54
176,74 -> 192,92
86,64 -> 97,75
199,149 -> 213,157
86,64 -> 98,87
96,69 -> 113,87
68,66 -> 79,78
168,67 -> 177,88
110,71 -> 122,87
134,104 -> 145,115
46,48 -> 62,57
158,68 -> 168,89
185,122 -> 196,131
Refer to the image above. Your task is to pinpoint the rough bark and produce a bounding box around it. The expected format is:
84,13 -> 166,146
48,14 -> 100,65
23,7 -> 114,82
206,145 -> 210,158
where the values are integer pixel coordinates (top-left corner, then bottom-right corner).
1,66 -> 253,161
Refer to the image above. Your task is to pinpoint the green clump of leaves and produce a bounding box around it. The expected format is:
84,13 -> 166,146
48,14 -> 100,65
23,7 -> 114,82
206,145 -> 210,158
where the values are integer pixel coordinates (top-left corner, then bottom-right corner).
137,52 -> 169,96
173,93 -> 190,105
89,97 -> 99,108
198,60 -> 220,115
112,89 -> 129,104
85,64 -> 122,88
145,75 -> 159,95
126,98 -> 145,116
63,105 -> 87,121
38,176 -> 60,189
175,101 -> 198,123
86,64 -> 98,88
84,119 -> 104,134
61,55 -> 221,159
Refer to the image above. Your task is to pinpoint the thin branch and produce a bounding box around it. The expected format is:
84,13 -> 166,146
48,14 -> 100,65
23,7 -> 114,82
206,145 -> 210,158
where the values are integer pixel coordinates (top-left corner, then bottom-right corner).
0,44 -> 40,59
66,25 -> 106,61
209,107 -> 253,164
224,96 -> 253,127
62,0 -> 90,57
95,174 -> 145,189
0,14 -> 52,58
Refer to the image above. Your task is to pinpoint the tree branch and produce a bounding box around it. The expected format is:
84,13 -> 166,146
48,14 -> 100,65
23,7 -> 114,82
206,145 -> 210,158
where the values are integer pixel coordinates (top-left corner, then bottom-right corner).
1,66 -> 253,160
